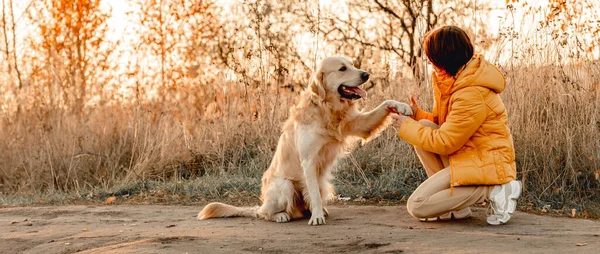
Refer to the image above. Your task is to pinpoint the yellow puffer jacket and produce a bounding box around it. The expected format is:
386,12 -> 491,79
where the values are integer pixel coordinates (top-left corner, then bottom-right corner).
399,54 -> 516,187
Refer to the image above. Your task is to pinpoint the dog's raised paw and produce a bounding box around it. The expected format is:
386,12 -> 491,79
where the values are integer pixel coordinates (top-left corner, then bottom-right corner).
385,100 -> 413,116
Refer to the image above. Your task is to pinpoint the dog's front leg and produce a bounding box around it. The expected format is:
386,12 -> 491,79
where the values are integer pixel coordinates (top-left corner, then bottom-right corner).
345,100 -> 412,139
301,157 -> 326,225
296,127 -> 326,226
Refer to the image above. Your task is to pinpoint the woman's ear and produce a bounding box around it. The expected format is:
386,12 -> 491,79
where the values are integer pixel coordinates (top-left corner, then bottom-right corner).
310,71 -> 326,98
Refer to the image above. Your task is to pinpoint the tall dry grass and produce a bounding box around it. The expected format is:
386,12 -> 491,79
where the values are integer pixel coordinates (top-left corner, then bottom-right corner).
0,1 -> 598,216
502,63 -> 600,210
1,59 -> 598,214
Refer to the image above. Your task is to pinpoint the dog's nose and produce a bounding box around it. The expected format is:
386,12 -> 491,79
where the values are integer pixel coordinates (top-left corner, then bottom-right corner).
361,72 -> 370,81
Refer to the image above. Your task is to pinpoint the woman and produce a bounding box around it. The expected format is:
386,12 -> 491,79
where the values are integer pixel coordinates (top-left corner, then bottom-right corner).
391,26 -> 521,225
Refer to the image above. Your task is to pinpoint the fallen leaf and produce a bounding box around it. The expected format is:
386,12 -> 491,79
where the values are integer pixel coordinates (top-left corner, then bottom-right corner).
576,243 -> 587,246
166,224 -> 176,228
106,196 -> 117,205
82,228 -> 88,232
571,209 -> 576,217
11,221 -> 18,224
541,204 -> 551,213
23,219 -> 28,222
426,227 -> 436,230
26,223 -> 33,226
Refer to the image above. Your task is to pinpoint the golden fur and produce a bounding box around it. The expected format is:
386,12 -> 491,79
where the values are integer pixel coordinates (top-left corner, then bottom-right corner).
198,56 -> 412,225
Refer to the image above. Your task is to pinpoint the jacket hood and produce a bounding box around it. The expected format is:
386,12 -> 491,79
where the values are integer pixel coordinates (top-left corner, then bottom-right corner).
451,54 -> 506,94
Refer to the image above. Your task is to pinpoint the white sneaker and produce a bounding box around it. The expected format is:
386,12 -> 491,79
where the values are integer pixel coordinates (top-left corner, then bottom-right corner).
487,180 -> 522,225
419,207 -> 472,222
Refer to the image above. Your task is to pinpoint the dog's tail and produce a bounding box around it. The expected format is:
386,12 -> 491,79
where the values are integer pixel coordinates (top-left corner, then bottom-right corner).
197,202 -> 258,220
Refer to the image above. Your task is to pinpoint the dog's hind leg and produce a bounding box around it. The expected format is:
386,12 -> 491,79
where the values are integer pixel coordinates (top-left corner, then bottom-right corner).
272,212 -> 291,223
257,178 -> 296,222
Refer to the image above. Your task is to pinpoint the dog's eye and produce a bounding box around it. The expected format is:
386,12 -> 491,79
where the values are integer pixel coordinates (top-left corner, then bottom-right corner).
339,66 -> 347,72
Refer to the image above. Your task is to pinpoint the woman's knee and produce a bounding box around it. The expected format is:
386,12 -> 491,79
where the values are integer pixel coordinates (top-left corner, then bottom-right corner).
418,119 -> 439,129
406,195 -> 430,218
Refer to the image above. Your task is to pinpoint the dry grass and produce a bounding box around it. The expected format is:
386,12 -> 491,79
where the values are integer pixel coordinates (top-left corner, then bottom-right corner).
501,62 -> 600,210
1,60 -> 599,217
0,1 -> 599,218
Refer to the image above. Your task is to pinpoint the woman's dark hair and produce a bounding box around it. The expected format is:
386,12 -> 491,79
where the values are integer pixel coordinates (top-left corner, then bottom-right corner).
423,26 -> 474,76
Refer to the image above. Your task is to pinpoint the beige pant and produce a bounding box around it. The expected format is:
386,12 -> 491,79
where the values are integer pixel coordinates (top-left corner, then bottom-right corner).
406,120 -> 492,219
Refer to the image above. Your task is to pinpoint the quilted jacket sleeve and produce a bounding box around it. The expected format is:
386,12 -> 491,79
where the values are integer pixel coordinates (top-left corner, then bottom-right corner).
413,107 -> 434,122
398,87 -> 487,155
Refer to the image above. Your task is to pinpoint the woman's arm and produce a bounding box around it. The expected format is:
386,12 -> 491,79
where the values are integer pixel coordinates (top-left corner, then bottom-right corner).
398,87 -> 487,155
409,96 -> 435,122
413,107 -> 434,122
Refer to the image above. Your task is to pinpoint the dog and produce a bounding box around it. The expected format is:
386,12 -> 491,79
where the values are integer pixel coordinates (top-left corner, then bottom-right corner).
198,56 -> 412,225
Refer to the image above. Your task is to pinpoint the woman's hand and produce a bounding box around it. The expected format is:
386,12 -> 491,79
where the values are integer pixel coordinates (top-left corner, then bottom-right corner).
409,96 -> 419,116
391,114 -> 410,128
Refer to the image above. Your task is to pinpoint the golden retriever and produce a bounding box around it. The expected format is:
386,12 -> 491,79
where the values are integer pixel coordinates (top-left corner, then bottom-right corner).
198,56 -> 412,225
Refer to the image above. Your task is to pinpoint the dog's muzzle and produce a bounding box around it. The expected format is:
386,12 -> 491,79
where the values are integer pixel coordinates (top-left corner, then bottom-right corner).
338,85 -> 366,100
338,71 -> 369,100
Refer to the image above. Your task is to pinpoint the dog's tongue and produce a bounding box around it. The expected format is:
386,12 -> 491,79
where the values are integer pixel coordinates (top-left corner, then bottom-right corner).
346,86 -> 366,97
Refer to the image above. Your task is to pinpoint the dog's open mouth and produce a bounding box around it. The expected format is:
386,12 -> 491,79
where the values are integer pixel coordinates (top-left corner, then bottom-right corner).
338,85 -> 366,100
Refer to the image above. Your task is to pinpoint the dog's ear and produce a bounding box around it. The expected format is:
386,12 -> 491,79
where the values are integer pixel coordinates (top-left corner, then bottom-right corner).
309,71 -> 326,98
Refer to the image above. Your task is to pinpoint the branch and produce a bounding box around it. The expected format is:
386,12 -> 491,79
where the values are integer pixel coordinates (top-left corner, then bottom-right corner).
319,25 -> 407,58
373,0 -> 411,35
9,0 -> 23,89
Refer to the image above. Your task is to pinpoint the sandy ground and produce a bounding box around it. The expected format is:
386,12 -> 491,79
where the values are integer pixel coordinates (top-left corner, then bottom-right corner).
1,205 -> 599,254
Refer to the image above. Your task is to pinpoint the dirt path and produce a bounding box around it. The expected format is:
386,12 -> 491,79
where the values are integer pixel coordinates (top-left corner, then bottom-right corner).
1,205 -> 598,254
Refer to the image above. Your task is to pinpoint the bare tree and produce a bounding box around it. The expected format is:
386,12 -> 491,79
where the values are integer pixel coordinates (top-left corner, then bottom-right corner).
528,0 -> 599,60
295,0 -> 495,80
131,0 -> 219,103
26,0 -> 114,112
211,1 -> 313,91
1,0 -> 23,90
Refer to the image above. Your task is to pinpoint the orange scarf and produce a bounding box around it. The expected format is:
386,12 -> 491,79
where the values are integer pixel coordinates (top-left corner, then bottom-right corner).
432,72 -> 455,125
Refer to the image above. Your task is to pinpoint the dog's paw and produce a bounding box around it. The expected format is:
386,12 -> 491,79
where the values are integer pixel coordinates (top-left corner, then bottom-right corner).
273,212 -> 290,223
308,211 -> 326,225
385,100 -> 413,116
